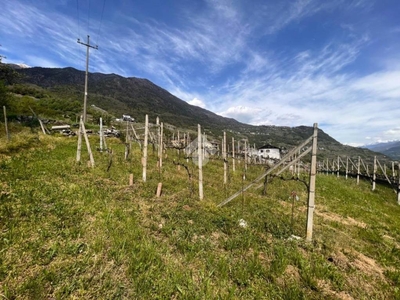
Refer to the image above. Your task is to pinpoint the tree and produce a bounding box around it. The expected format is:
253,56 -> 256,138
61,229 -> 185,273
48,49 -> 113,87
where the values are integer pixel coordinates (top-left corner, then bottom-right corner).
0,80 -> 9,108
0,63 -> 21,85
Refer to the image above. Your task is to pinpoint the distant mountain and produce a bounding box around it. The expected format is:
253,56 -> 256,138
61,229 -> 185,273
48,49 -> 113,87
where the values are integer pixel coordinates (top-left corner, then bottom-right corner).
7,63 -> 31,69
363,141 -> 400,161
14,66 -> 389,162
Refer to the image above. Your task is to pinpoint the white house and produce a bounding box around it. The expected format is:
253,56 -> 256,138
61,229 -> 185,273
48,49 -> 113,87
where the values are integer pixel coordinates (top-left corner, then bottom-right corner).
258,144 -> 281,160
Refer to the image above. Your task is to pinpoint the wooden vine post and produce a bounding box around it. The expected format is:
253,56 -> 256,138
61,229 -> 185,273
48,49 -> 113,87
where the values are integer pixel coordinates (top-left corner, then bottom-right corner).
198,124 -> 203,200
306,123 -> 318,242
142,114 -> 148,182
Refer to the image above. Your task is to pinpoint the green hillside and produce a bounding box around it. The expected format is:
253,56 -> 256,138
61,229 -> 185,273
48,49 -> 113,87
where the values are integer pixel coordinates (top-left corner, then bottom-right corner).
0,65 -> 390,163
0,131 -> 399,299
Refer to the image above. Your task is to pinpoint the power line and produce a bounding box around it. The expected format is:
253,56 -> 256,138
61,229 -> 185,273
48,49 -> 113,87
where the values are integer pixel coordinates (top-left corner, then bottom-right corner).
87,0 -> 91,34
94,0 -> 106,45
76,0 -> 81,38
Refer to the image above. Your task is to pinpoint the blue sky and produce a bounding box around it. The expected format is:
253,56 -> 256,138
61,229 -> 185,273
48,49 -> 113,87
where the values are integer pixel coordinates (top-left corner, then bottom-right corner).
1,0 -> 400,146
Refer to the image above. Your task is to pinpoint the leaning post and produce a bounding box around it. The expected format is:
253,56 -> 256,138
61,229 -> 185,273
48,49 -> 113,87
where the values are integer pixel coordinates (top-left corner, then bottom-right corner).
306,123 -> 318,242
3,106 -> 10,141
76,116 -> 83,162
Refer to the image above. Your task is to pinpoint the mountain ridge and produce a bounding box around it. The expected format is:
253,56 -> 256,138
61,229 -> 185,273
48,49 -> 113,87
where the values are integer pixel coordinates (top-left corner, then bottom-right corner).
10,66 -> 390,162
363,141 -> 400,161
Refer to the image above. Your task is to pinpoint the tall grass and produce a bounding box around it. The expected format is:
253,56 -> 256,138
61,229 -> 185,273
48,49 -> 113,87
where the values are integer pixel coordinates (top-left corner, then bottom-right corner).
0,134 -> 399,299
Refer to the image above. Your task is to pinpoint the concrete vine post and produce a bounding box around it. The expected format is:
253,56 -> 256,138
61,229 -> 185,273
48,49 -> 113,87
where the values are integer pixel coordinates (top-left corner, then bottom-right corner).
325,160 -> 328,174
99,117 -> 103,151
223,131 -> 227,185
198,124 -> 203,200
186,132 -> 190,163
337,156 -> 340,177
177,130 -> 180,155
159,122 -> 163,172
397,163 -> 400,205
156,116 -> 160,155
346,157 -> 349,180
392,162 -> 395,178
357,156 -> 360,185
306,123 -> 318,242
297,150 -> 301,177
232,137 -> 235,172
237,140 -> 240,165
142,114 -> 148,182
244,140 -> 248,173
372,156 -> 377,191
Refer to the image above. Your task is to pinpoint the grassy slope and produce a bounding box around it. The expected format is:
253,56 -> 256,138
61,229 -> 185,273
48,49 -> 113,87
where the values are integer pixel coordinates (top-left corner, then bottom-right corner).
0,132 -> 399,299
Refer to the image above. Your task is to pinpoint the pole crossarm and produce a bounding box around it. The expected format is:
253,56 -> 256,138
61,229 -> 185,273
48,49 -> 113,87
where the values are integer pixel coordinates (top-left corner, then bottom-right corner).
77,37 -> 99,49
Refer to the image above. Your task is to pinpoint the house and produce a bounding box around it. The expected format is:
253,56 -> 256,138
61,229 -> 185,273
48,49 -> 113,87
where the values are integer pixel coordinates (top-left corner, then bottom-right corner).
122,115 -> 135,122
258,144 -> 281,160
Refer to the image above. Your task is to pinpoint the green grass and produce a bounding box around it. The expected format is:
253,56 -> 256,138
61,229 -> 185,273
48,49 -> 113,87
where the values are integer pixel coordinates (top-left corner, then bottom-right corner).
0,133 -> 399,299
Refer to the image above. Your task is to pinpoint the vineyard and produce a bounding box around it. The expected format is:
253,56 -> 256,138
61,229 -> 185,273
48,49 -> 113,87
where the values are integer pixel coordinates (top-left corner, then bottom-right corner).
0,122 -> 400,299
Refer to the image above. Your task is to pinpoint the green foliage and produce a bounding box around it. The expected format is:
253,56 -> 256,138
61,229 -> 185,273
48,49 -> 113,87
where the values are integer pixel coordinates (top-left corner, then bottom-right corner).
0,80 -> 9,108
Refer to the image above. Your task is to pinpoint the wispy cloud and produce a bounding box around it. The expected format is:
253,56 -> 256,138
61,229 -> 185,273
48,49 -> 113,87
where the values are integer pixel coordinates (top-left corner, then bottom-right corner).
2,0 -> 399,146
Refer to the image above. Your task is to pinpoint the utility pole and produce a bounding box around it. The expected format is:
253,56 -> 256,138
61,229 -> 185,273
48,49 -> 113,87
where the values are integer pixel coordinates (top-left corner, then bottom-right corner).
77,35 -> 98,123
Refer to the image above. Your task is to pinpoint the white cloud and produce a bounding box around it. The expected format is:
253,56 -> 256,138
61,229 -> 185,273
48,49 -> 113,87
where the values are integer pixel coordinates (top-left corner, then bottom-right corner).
219,106 -> 265,123
24,56 -> 63,68
351,71 -> 400,98
188,98 -> 206,108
